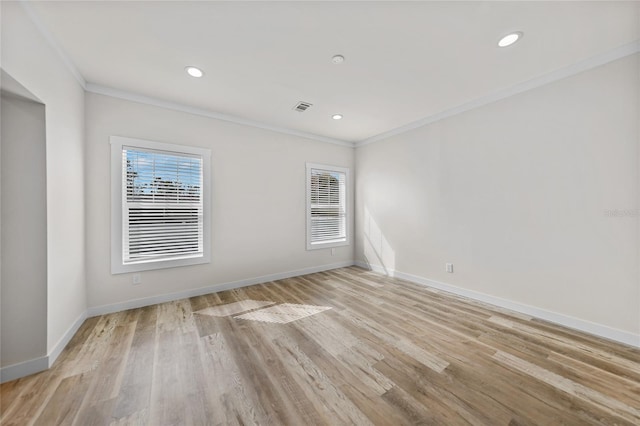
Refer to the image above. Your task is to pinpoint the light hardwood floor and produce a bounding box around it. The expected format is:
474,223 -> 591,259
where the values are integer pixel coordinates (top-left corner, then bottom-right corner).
1,267 -> 639,425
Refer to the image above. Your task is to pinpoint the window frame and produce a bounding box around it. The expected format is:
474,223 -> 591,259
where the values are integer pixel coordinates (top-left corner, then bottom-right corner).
306,162 -> 350,251
110,136 -> 211,274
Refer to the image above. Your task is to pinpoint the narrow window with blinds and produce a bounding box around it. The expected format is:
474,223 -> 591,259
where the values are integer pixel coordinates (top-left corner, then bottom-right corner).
111,136 -> 211,274
306,163 -> 349,250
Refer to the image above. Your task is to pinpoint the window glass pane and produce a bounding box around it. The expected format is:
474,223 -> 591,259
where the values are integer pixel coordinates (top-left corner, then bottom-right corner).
125,149 -> 202,203
308,165 -> 347,246
123,148 -> 204,264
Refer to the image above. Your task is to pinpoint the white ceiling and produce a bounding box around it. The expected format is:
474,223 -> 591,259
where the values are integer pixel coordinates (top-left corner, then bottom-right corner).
28,1 -> 640,144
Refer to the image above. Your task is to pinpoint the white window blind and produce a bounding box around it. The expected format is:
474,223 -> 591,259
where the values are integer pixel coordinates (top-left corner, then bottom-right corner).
123,148 -> 203,263
111,136 -> 211,274
306,163 -> 349,250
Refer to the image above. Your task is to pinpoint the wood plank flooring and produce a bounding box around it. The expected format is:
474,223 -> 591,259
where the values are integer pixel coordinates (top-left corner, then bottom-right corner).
1,266 -> 639,425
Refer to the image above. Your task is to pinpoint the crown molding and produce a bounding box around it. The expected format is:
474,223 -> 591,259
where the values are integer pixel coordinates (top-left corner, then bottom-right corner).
19,0 -> 87,89
86,83 -> 354,147
356,39 -> 640,147
19,0 -> 352,147
19,0 -> 639,150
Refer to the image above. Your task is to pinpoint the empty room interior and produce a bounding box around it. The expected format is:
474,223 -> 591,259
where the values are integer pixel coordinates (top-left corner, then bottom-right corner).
1,1 -> 639,424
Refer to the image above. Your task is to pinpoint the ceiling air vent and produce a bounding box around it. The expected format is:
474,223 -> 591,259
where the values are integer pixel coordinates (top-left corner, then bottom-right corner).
293,101 -> 313,112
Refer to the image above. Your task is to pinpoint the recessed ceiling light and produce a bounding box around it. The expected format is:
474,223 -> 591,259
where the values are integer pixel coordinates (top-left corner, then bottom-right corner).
498,32 -> 523,48
332,55 -> 345,64
332,114 -> 343,120
185,66 -> 204,78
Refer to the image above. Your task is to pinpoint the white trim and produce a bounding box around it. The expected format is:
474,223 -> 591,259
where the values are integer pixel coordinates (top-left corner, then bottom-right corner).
18,0 -> 87,89
1,311 -> 87,383
110,136 -> 212,274
87,261 -> 354,317
16,1 -> 640,148
4,259 -> 637,383
87,84 -> 353,148
306,163 -> 350,251
2,262 -> 352,382
354,261 -> 640,349
46,311 -> 88,369
0,356 -> 48,384
356,40 -> 640,147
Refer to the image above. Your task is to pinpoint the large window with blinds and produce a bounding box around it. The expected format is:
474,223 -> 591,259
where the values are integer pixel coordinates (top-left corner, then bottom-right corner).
306,163 -> 349,250
110,136 -> 211,273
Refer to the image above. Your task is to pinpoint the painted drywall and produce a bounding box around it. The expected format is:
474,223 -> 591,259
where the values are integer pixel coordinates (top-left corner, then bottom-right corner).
1,2 -> 86,354
85,92 -> 354,308
356,54 -> 640,338
1,93 -> 47,367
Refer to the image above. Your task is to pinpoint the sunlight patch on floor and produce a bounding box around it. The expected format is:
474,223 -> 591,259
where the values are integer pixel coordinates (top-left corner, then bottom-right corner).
235,303 -> 332,324
194,300 -> 275,317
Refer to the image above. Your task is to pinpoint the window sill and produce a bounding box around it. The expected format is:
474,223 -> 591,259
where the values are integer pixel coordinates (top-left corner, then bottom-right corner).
306,239 -> 349,251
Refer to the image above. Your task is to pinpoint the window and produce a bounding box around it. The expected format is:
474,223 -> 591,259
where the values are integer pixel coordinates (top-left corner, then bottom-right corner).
306,163 -> 349,250
111,136 -> 211,273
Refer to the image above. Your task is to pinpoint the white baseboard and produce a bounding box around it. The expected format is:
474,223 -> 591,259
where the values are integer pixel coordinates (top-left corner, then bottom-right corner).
47,311 -> 88,368
0,311 -> 88,384
87,261 -> 355,317
2,261 -> 353,383
0,356 -> 48,384
355,261 -> 640,349
6,259 -> 634,384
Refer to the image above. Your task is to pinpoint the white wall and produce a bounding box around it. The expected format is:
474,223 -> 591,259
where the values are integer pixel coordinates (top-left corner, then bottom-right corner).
85,93 -> 354,309
1,2 -> 86,355
355,54 -> 640,340
1,93 -> 47,367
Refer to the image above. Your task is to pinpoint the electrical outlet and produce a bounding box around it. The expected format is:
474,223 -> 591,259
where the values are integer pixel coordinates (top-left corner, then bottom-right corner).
445,263 -> 454,273
132,273 -> 142,285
